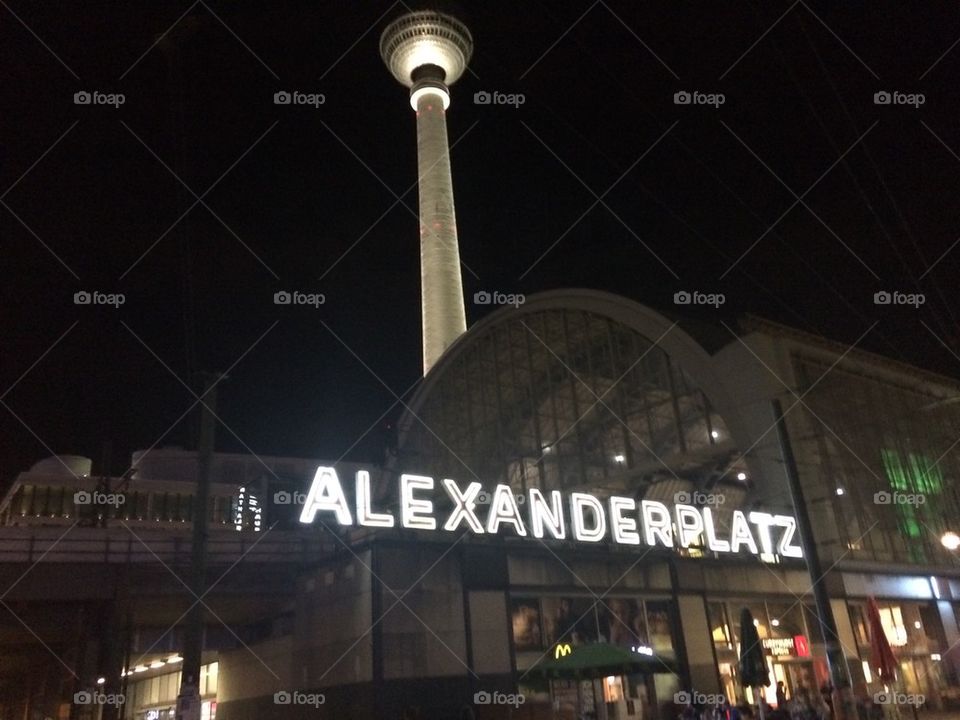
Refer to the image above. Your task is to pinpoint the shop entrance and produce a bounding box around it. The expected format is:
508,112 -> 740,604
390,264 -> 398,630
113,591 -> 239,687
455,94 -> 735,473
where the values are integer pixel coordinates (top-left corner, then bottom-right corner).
771,660 -> 818,707
549,672 -> 679,720
899,656 -> 947,709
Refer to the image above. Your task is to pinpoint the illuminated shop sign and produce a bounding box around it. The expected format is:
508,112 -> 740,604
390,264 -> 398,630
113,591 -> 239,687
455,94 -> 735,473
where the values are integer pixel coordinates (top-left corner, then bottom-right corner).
761,635 -> 810,657
297,467 -> 803,559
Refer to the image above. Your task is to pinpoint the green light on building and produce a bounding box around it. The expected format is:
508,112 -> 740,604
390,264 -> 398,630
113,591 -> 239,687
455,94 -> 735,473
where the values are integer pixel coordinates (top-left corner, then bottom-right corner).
880,449 -> 942,559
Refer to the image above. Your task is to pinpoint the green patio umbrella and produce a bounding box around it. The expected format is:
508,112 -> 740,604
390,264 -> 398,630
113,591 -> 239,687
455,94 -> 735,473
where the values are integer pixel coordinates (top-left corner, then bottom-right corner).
526,642 -> 677,720
739,608 -> 770,720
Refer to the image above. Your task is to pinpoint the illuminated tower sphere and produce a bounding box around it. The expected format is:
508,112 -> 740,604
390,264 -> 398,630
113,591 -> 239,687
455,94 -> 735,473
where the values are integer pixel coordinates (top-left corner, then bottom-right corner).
381,10 -> 473,375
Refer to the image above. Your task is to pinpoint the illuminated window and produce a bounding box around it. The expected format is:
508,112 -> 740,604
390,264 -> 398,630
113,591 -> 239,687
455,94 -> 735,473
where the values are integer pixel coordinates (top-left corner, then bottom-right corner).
199,662 -> 218,695
880,449 -> 942,560
708,602 -> 731,646
878,605 -> 908,647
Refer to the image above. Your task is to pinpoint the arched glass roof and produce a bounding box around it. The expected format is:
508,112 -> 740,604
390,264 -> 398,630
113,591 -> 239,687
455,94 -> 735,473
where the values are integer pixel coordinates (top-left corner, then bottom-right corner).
394,292 -> 744,503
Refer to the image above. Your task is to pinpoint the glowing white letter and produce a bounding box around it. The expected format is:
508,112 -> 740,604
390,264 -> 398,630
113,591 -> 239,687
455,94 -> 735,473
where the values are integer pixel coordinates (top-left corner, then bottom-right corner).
748,511 -> 777,555
774,515 -> 803,558
641,500 -> 673,547
442,479 -> 484,533
570,493 -> 606,542
486,484 -> 527,536
300,466 -> 352,525
400,474 -> 436,530
356,470 -> 394,527
703,507 -> 730,552
609,496 -> 640,545
675,504 -> 704,548
730,510 -> 759,554
529,489 -> 565,539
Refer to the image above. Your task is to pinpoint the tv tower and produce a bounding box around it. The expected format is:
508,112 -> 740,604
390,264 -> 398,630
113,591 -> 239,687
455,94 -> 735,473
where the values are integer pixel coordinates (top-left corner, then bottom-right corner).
381,10 -> 473,375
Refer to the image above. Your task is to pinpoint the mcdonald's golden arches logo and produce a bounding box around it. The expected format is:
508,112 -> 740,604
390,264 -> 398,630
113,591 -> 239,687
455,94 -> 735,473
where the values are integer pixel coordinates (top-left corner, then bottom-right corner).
554,643 -> 572,659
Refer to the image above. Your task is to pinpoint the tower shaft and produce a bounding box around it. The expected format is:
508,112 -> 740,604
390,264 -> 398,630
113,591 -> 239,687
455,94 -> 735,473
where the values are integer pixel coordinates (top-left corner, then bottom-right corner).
415,90 -> 466,374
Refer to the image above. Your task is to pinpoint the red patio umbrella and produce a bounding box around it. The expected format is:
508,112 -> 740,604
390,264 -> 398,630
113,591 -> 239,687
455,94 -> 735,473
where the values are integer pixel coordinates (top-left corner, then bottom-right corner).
866,597 -> 897,682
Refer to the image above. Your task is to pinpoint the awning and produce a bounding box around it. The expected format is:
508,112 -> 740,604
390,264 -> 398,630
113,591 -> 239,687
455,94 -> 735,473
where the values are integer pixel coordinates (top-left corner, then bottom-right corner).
524,642 -> 678,681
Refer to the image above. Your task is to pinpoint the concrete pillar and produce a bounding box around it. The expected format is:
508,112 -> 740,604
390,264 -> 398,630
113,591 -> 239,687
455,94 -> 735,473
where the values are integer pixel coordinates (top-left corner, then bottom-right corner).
830,598 -> 862,677
415,89 -> 467,374
676,595 -> 720,694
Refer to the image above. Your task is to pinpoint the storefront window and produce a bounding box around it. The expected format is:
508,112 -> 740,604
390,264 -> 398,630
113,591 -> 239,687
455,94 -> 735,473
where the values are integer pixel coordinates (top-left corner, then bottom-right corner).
644,600 -> 674,657
878,605 -> 909,647
200,662 -> 218,695
848,603 -> 869,645
743,602 -> 770,640
517,595 -> 676,659
511,598 -> 543,651
766,602 -> 806,639
600,599 -> 646,648
541,597 -> 600,646
708,602 -> 732,647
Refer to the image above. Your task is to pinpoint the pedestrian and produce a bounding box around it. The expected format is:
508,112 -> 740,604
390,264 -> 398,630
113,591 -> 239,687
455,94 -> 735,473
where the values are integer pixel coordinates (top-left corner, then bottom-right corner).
719,698 -> 741,720
819,682 -> 834,717
776,682 -> 787,709
790,688 -> 813,720
812,693 -> 831,720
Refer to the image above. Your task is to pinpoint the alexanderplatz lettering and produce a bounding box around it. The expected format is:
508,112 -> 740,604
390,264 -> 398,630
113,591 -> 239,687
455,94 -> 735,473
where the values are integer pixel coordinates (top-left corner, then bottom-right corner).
297,467 -> 803,559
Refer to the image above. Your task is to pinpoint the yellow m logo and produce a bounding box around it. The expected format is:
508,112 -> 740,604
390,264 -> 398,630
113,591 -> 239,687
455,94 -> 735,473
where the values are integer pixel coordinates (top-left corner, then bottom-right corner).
555,643 -> 572,659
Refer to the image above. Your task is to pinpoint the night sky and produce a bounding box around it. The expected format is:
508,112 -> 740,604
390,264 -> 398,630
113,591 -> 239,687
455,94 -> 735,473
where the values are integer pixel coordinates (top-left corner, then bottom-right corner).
2,1 -> 959,483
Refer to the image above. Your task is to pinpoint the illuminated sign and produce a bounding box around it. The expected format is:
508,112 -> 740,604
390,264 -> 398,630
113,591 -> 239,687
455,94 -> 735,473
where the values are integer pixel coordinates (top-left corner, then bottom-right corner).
762,637 -> 796,656
760,635 -> 810,657
297,467 -> 804,559
555,643 -> 573,659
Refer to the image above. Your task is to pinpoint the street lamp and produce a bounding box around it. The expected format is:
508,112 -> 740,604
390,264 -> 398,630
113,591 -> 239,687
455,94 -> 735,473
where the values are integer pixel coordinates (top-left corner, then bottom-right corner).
941,531 -> 960,551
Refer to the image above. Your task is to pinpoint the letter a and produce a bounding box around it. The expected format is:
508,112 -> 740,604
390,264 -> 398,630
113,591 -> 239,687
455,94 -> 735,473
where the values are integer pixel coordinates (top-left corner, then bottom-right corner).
300,466 -> 353,525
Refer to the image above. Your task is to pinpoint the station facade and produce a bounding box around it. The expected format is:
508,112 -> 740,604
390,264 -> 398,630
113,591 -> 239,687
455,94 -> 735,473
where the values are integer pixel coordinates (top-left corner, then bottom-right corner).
4,291 -> 960,720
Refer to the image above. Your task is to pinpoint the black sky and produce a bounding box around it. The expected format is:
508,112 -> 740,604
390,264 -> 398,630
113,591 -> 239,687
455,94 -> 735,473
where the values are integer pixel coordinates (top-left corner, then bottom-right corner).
2,1 -> 959,481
